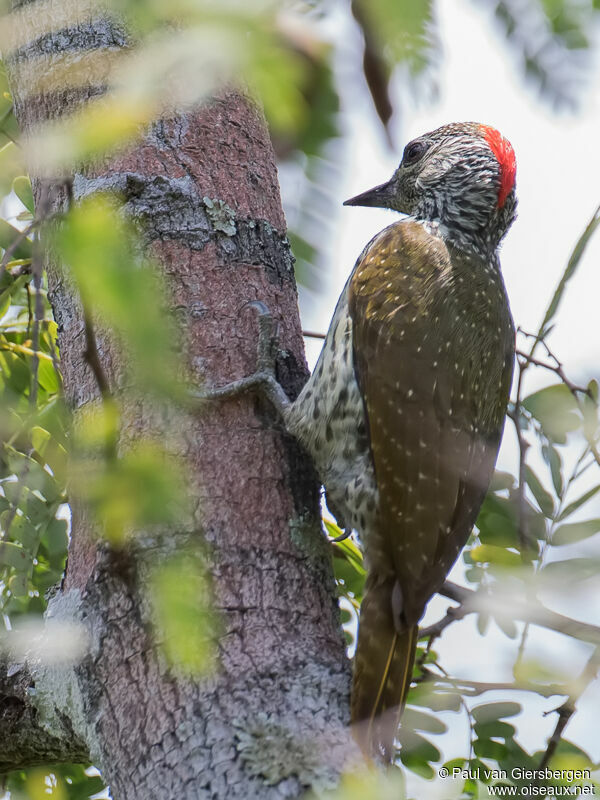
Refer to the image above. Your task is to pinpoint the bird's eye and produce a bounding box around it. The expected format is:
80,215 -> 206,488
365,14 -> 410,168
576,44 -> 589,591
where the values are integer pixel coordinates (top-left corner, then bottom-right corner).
402,140 -> 428,166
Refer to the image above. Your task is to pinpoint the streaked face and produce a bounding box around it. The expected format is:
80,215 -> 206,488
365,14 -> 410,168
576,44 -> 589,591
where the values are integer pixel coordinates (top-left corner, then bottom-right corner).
345,122 -> 517,252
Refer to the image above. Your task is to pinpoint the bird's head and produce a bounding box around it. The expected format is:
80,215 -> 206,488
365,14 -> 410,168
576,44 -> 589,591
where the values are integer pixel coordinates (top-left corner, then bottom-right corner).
344,122 -> 517,256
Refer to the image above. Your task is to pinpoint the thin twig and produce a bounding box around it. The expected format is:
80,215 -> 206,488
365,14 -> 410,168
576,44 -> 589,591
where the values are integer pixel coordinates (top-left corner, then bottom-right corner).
419,603 -> 469,641
508,363 -> 532,550
83,309 -> 111,399
515,349 -> 589,397
539,646 -> 600,770
519,329 -> 600,470
302,330 -> 326,340
420,671 -> 567,699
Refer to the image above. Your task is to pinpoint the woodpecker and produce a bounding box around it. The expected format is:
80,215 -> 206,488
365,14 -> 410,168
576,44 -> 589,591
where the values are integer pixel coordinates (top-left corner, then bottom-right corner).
284,122 -> 517,761
204,121 -> 517,763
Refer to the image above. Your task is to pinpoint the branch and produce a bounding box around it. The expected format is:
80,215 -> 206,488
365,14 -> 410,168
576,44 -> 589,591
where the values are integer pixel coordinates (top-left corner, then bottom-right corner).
0,655 -> 89,773
419,670 -> 567,699
432,581 -> 600,645
508,348 -> 532,551
302,329 -> 326,340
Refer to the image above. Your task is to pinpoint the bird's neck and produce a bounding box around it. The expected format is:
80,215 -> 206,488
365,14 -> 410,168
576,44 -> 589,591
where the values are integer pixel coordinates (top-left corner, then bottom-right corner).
418,218 -> 499,262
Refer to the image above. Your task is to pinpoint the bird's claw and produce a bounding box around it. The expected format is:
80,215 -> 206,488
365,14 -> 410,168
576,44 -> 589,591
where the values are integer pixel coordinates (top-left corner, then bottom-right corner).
191,301 -> 290,417
329,528 -> 352,543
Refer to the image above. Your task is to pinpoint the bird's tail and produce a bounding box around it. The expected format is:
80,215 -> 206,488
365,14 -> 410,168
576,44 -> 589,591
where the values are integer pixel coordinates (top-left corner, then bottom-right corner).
351,578 -> 418,762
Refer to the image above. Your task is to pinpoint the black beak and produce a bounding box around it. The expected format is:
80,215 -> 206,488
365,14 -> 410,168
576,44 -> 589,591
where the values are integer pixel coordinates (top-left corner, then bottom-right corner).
343,178 -> 396,209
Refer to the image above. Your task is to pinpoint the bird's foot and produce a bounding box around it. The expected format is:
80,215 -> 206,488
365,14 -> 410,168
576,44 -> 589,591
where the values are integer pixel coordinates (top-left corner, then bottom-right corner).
191,301 -> 291,418
329,528 -> 352,543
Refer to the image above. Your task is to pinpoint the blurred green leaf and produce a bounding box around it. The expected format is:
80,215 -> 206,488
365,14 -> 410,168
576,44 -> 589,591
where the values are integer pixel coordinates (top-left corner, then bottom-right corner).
402,706 -> 447,734
472,702 -> 521,723
408,683 -> 461,712
0,219 -> 31,261
474,719 -> 516,740
522,384 -> 580,443
12,176 -> 34,214
42,518 -> 69,558
542,443 -> 563,497
55,194 -> 184,398
535,204 -> 600,338
150,552 -> 218,675
72,442 -> 186,543
477,510 -> 519,548
0,141 -> 26,196
541,557 -> 600,583
557,484 -> 600,521
306,768 -> 406,800
473,738 -> 509,761
490,471 -> 516,491
0,540 -> 30,570
470,544 -> 521,567
553,519 -> 600,546
398,728 -> 440,776
525,465 -> 555,516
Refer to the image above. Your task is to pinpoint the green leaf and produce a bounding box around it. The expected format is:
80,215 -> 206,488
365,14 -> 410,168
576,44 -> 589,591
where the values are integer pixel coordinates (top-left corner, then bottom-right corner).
0,540 -> 30,570
476,611 -> 490,635
72,441 -> 187,543
472,701 -> 521,723
10,510 -> 40,549
401,707 -> 447,734
542,443 -> 563,497
54,195 -> 185,399
473,738 -> 509,761
470,544 -> 521,567
525,465 -> 555,516
541,558 -> 600,583
522,384 -> 581,443
489,471 -> 516,491
557,485 -> 600,521
0,142 -> 26,195
0,350 -> 30,393
0,219 -> 31,261
24,490 -> 49,527
8,571 -> 29,597
474,719 -> 516,739
42,517 -> 69,557
493,614 -> 518,639
11,176 -> 34,214
398,728 -> 440,773
407,684 -> 461,712
149,552 -> 219,675
553,519 -> 600,546
477,511 -> 518,548
535,204 -> 600,340
36,358 -> 60,395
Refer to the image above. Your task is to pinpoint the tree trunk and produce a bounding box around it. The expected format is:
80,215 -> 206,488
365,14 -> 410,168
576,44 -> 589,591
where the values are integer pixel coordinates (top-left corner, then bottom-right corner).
2,4 -> 354,797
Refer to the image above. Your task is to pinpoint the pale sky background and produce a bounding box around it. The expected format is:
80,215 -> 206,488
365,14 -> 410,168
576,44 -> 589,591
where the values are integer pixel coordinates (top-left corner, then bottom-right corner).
285,0 -> 600,789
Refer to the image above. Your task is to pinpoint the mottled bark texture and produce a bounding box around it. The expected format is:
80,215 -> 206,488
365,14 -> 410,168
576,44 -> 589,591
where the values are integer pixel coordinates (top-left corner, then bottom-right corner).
2,4 -> 355,797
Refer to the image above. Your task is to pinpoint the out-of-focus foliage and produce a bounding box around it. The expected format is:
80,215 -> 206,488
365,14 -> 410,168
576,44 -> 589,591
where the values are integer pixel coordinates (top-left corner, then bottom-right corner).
5,765 -> 105,800
149,552 -> 220,675
54,195 -> 186,401
486,0 -> 600,108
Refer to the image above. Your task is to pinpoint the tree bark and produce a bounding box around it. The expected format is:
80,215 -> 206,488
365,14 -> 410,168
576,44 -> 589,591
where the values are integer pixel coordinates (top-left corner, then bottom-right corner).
2,4 -> 355,797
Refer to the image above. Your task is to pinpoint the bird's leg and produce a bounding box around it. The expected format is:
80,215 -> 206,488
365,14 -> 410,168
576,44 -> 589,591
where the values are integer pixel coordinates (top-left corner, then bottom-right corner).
329,528 -> 352,543
192,301 -> 291,418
